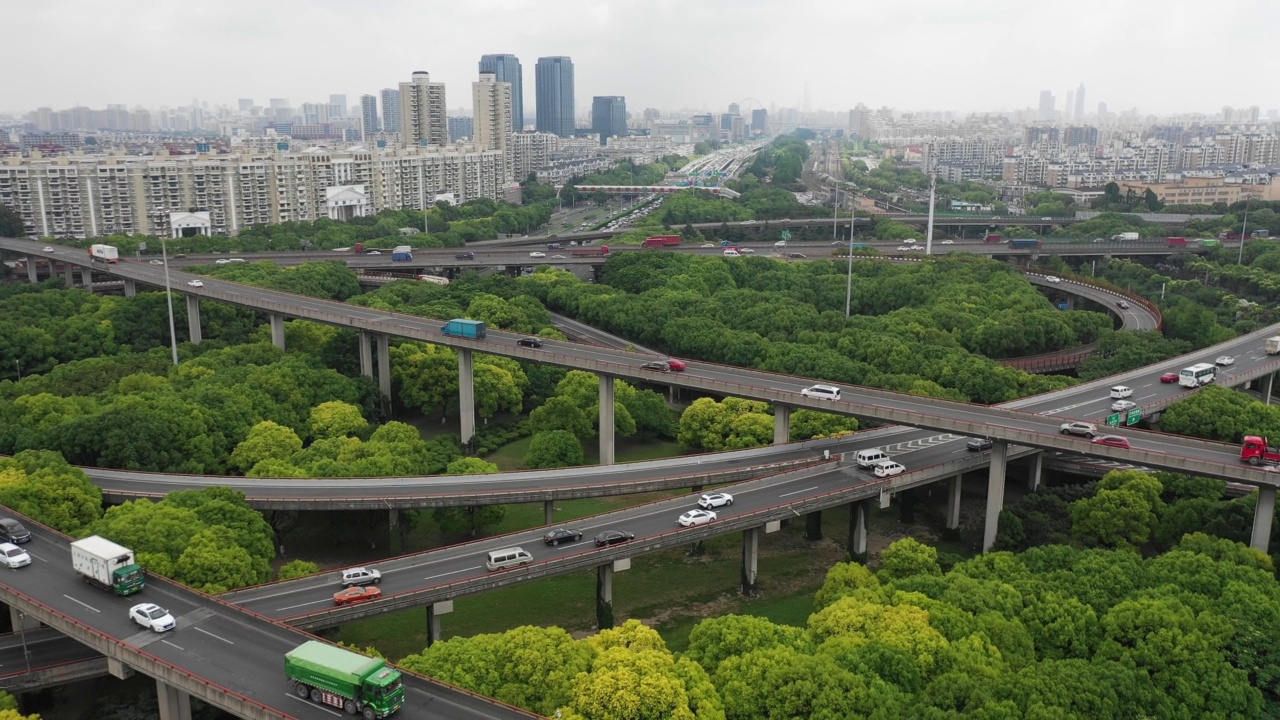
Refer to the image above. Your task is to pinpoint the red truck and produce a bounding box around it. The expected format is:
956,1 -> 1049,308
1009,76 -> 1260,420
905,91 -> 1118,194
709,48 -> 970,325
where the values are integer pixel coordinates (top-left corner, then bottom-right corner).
1241,436 -> 1280,466
983,234 -> 1003,244
642,235 -> 681,249
571,245 -> 610,257
354,242 -> 364,254
1165,237 -> 1187,247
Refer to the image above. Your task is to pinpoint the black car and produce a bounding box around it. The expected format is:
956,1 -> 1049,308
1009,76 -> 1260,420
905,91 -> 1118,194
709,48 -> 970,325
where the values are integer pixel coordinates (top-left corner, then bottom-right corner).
641,361 -> 670,372
454,251 -> 476,260
594,530 -> 634,547
966,438 -> 994,452
0,518 -> 31,544
787,252 -> 807,259
543,528 -> 584,546
517,337 -> 543,349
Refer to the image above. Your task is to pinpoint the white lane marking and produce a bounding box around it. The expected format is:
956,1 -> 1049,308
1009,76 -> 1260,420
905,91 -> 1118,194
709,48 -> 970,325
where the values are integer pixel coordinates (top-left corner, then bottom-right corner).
425,567 -> 478,581
63,595 -> 101,613
1135,393 -> 1159,402
1038,399 -> 1097,416
194,627 -> 234,644
25,551 -> 48,562
161,639 -> 185,651
275,598 -> 332,612
779,486 -> 820,498
287,694 -> 343,716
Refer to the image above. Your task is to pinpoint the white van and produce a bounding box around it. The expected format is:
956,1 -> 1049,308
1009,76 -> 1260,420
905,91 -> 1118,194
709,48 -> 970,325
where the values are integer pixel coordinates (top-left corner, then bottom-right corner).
855,448 -> 890,468
1109,385 -> 1133,399
873,460 -> 906,478
774,240 -> 788,248
722,249 -> 741,257
801,384 -> 841,400
485,547 -> 532,572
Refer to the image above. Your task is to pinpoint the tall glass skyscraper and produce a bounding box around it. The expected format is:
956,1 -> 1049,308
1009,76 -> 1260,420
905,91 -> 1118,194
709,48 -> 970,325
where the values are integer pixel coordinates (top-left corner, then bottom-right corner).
478,54 -> 523,132
535,56 -> 575,138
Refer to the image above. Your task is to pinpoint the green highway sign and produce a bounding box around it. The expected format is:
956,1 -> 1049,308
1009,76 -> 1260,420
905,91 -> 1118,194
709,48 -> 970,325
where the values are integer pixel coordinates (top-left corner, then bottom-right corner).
1126,408 -> 1142,425
780,230 -> 792,240
1105,414 -> 1122,427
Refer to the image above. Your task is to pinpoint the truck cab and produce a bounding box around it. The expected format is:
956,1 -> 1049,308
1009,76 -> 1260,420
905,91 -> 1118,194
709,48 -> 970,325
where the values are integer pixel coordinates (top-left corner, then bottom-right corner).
1241,436 -> 1280,466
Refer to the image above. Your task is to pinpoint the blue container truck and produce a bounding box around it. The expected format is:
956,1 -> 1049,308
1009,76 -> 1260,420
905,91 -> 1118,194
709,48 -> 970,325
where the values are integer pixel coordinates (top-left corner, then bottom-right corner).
391,245 -> 413,261
441,319 -> 487,339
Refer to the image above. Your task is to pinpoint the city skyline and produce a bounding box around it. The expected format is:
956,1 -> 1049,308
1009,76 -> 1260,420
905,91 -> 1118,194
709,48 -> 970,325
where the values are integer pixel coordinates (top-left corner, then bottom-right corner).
3,0 -> 1278,118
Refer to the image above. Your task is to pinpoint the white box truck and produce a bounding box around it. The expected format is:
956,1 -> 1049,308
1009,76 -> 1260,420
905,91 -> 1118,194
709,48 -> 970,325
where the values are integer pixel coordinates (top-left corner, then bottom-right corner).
1267,337 -> 1280,355
89,244 -> 119,263
71,536 -> 145,595
1110,232 -> 1140,242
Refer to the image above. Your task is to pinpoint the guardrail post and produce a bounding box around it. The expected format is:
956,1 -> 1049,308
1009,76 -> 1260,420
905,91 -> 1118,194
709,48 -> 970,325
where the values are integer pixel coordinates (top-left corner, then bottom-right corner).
358,330 -> 373,378
805,510 -> 823,541
773,404 -> 791,445
269,314 -> 285,350
458,348 -> 475,448
741,527 -> 759,596
1028,452 -> 1043,492
596,564 -> 614,630
1266,372 -> 1275,406
80,267 -> 93,290
123,278 -> 137,297
156,678 -> 193,720
26,261 -> 38,284
599,374 -> 615,466
1251,487 -> 1276,552
544,500 -> 554,525
184,294 -> 202,344
946,475 -> 963,531
847,500 -> 867,559
982,441 -> 1009,552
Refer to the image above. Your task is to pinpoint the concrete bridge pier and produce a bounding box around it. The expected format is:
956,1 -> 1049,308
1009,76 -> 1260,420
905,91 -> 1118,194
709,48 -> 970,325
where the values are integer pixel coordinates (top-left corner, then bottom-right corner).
63,264 -> 74,287
805,510 -> 823,541
982,441 -> 1009,552
123,278 -> 137,297
270,314 -> 286,350
458,348 -> 475,448
80,267 -> 93,290
358,330 -> 373,379
375,333 -> 391,401
1251,486 -> 1276,552
741,527 -> 759,596
9,607 -> 39,631
1266,372 -> 1275,406
425,600 -> 453,647
184,294 -> 202,344
773,404 -> 791,445
847,500 -> 868,559
946,475 -> 963,532
596,563 -> 615,630
26,261 -> 37,284
599,374 -> 615,466
544,500 -> 555,525
1027,453 -> 1043,492
156,679 -> 193,720
388,509 -> 401,554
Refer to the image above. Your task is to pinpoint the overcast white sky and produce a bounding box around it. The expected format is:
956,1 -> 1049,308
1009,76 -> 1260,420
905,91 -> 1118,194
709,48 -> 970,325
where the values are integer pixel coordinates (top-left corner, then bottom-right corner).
4,0 -> 1277,117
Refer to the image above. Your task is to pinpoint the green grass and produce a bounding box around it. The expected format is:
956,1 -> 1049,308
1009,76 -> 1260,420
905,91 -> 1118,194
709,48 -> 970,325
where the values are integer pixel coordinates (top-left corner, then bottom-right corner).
657,593 -> 819,654
482,434 -> 685,472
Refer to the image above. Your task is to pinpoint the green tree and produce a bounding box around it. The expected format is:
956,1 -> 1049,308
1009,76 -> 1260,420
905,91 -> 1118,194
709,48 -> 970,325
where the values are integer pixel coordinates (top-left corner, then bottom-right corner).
307,400 -> 368,439
877,537 -> 942,581
278,559 -> 319,580
528,396 -> 595,440
685,614 -> 811,675
0,203 -> 25,238
814,561 -> 881,610
229,420 -> 303,473
446,457 -> 500,475
173,527 -> 265,593
432,504 -> 507,537
525,430 -> 585,469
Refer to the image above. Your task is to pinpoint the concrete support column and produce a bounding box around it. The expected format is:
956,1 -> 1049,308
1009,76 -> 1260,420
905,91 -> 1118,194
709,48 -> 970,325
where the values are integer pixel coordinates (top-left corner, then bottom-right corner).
458,348 -> 475,448
375,333 -> 391,400
805,510 -> 823,541
9,607 -> 39,631
389,509 -> 401,555
123,278 -> 137,297
425,600 -> 452,647
63,265 -> 74,287
946,475 -> 962,531
1027,453 -> 1043,492
156,680 -> 193,720
1266,372 -> 1276,407
26,261 -> 37,284
270,314 -> 285,350
358,330 -> 373,379
544,500 -> 555,526
982,441 -> 1009,553
596,564 -> 615,630
80,267 -> 93,289
184,294 -> 202,345
741,527 -> 759,596
773,404 -> 791,445
599,373 -> 616,466
848,500 -> 868,558
1251,486 -> 1276,552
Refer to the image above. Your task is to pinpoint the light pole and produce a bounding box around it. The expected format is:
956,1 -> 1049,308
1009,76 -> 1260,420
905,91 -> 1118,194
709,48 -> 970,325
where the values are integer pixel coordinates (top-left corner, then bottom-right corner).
925,171 -> 937,255
17,611 -> 30,674
1237,203 -> 1249,265
161,235 -> 179,366
832,186 -> 839,241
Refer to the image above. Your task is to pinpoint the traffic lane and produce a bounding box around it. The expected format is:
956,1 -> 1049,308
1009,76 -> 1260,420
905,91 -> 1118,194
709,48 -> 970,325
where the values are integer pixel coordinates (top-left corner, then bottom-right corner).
0,628 -> 102,671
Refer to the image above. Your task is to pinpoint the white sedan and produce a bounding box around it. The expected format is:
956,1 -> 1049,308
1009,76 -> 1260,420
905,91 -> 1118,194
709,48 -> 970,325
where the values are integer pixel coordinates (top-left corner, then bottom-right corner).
42,246 -> 54,253
698,492 -> 734,509
129,603 -> 176,632
186,279 -> 203,287
1215,355 -> 1235,366
941,240 -> 954,245
0,543 -> 30,569
529,251 -> 547,258
678,509 -> 717,527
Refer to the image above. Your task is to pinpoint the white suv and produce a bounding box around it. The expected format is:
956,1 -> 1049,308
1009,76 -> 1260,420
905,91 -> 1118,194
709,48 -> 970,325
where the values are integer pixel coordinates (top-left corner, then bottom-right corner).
801,384 -> 841,400
873,460 -> 906,478
340,567 -> 382,587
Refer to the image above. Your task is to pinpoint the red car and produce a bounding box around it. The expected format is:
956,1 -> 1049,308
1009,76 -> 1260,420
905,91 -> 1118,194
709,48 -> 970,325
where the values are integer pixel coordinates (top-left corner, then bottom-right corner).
333,586 -> 383,606
665,358 -> 687,371
1091,435 -> 1131,449
1159,372 -> 1178,383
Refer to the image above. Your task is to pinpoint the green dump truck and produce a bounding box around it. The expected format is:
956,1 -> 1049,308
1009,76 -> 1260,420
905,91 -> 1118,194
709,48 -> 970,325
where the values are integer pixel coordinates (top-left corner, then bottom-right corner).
285,641 -> 405,719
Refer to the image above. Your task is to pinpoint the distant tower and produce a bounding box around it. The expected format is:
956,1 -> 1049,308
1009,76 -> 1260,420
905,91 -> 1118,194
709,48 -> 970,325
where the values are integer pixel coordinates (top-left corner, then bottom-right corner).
591,96 -> 627,145
1038,90 -> 1055,121
473,72 -> 514,181
399,71 -> 447,147
1065,91 -> 1075,121
1075,83 -> 1086,120
360,95 -> 380,140
535,56 -> 575,137
479,54 -> 524,132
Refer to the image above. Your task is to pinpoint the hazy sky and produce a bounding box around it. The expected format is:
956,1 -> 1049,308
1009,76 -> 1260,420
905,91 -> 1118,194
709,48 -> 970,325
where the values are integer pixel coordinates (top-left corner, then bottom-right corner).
4,0 -> 1277,117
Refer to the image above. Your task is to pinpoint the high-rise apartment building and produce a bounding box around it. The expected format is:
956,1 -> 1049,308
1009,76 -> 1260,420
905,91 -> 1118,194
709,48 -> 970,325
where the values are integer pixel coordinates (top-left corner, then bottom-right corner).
447,116 -> 474,142
751,108 -> 768,133
1065,91 -> 1074,121
1074,83 -> 1086,121
329,94 -> 347,118
535,56 -> 575,137
478,54 -> 524,132
399,72 -> 447,148
591,96 -> 627,145
1038,91 -> 1055,121
473,72 -> 514,181
380,89 -> 401,134
238,99 -> 254,113
360,95 -> 380,139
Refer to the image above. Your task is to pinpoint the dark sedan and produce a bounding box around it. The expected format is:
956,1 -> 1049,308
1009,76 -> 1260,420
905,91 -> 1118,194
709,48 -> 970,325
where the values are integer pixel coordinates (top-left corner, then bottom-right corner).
966,438 -> 994,452
641,361 -> 670,372
594,530 -> 635,547
517,337 -> 543,349
543,528 -> 584,546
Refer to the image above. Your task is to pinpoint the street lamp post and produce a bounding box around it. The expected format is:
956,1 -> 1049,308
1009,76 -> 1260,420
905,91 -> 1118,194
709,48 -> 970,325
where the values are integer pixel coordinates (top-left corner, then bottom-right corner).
1237,204 -> 1249,265
161,235 -> 179,366
17,611 -> 30,674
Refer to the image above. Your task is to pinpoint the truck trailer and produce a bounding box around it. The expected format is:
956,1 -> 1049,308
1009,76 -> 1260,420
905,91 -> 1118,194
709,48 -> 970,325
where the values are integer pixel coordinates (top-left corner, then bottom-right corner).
71,536 -> 144,595
285,641 -> 405,719
642,235 -> 682,249
391,246 -> 413,261
1111,232 -> 1140,241
1266,336 -> 1280,355
570,245 -> 610,257
440,319 -> 487,339
1008,239 -> 1042,249
89,244 -> 119,263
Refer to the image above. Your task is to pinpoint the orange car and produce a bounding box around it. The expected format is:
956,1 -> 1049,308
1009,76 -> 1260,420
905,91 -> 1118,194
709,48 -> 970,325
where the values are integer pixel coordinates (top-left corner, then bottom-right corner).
333,586 -> 382,606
